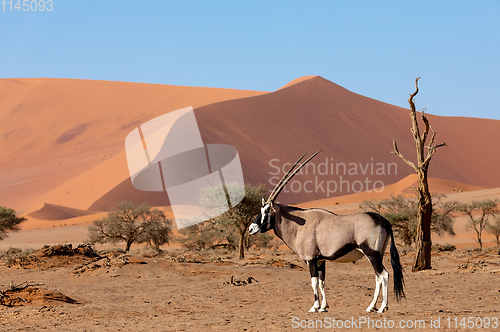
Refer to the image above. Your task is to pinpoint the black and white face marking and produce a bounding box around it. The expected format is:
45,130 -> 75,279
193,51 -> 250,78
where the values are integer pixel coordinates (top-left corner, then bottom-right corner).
249,201 -> 274,235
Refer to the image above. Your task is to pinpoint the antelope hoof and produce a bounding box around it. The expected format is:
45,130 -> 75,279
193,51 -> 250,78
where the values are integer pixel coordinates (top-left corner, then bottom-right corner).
319,308 -> 328,312
366,307 -> 377,313
377,307 -> 387,314
308,306 -> 319,313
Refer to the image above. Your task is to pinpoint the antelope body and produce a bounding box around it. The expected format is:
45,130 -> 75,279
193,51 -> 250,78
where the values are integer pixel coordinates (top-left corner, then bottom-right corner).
249,151 -> 404,313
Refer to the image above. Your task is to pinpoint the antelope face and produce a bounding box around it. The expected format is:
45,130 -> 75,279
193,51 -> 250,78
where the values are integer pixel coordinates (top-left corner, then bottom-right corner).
249,199 -> 274,235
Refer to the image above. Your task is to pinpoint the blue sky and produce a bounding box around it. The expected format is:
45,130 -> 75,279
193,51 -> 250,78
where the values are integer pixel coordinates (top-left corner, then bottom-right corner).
1,1 -> 499,119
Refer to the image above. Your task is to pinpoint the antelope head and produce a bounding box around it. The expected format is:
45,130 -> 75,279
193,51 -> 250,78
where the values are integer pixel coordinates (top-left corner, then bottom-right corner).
249,150 -> 322,235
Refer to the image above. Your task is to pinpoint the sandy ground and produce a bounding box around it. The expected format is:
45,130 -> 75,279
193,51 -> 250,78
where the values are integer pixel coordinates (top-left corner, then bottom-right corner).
0,225 -> 92,251
1,248 -> 500,332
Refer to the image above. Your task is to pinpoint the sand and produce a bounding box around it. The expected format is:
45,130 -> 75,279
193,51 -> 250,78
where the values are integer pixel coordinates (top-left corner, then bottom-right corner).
1,247 -> 500,331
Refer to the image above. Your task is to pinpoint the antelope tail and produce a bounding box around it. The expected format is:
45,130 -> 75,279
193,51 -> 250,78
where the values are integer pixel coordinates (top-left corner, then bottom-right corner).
389,227 -> 405,302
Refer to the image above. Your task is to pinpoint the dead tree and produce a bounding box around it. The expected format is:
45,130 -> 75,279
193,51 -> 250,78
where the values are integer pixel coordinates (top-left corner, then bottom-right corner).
393,77 -> 446,272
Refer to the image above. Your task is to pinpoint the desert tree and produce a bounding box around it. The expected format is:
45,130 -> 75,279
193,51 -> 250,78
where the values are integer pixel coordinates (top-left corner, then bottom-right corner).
199,183 -> 267,259
88,201 -> 172,252
360,194 -> 456,246
432,196 -> 459,238
0,207 -> 26,241
457,199 -> 498,249
178,213 -> 277,252
393,77 -> 447,271
487,216 -> 500,246
139,218 -> 173,251
178,221 -> 238,251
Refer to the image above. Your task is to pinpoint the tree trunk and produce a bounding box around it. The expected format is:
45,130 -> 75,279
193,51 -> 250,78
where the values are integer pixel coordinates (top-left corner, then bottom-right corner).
125,239 -> 133,252
238,232 -> 245,260
413,169 -> 433,271
393,77 -> 446,272
244,232 -> 250,249
477,231 -> 483,249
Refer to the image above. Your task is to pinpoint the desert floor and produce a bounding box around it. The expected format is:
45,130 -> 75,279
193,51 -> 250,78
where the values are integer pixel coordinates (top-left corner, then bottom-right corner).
1,246 -> 500,332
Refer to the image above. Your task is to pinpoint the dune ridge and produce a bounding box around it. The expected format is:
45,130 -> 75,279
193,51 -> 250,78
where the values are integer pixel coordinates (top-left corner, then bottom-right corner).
27,203 -> 95,221
194,76 -> 500,204
3,75 -> 500,221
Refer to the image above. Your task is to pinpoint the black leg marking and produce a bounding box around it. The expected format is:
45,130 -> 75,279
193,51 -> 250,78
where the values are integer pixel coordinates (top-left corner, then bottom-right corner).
318,260 -> 326,281
307,259 -> 318,278
306,259 -> 321,312
320,243 -> 357,261
359,242 -> 385,275
317,260 -> 329,311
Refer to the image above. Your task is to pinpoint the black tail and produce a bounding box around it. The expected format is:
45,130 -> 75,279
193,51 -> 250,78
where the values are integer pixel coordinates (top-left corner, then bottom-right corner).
389,228 -> 405,302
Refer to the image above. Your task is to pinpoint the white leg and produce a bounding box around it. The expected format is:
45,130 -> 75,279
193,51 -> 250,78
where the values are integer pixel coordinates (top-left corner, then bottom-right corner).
366,274 -> 381,312
318,279 -> 329,312
308,277 -> 320,312
377,270 -> 389,313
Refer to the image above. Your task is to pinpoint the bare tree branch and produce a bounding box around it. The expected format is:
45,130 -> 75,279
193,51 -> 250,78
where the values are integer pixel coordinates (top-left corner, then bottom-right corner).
423,142 -> 447,166
411,128 -> 419,142
420,108 -> 430,143
393,140 -> 417,171
427,127 -> 437,148
408,78 -> 423,161
409,77 -> 420,104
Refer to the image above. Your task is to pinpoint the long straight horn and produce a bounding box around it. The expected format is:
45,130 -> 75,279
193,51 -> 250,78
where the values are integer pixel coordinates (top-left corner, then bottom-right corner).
267,153 -> 306,203
269,149 -> 322,202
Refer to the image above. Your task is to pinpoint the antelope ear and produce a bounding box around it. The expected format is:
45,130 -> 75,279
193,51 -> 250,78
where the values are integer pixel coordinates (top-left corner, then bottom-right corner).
271,203 -> 277,213
262,198 -> 265,205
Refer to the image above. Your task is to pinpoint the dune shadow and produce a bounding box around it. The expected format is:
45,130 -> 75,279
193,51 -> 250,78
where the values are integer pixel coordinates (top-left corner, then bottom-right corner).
88,178 -> 171,211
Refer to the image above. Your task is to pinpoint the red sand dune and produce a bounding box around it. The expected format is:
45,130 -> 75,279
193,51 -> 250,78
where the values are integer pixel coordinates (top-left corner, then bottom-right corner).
20,206 -> 176,231
20,213 -> 108,231
297,174 -> 486,209
27,203 -> 95,221
400,177 -> 485,194
194,76 -> 500,204
2,76 -> 500,225
277,75 -> 320,90
0,78 -> 267,211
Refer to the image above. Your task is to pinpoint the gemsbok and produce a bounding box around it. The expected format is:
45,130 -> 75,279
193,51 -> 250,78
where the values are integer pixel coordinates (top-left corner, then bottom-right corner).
248,151 -> 405,313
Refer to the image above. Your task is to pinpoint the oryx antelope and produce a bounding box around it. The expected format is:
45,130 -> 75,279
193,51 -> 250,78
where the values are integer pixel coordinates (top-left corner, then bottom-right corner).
249,151 -> 405,313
